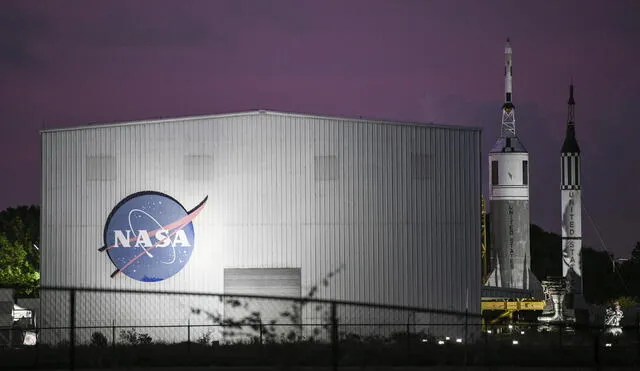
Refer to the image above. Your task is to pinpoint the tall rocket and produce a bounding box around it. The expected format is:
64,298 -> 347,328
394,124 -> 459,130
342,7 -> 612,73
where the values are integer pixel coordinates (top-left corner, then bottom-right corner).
561,84 -> 583,299
486,39 -> 537,290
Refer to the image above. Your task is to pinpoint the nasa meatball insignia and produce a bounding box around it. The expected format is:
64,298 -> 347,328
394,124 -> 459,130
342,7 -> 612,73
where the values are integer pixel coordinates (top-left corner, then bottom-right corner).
99,191 -> 207,282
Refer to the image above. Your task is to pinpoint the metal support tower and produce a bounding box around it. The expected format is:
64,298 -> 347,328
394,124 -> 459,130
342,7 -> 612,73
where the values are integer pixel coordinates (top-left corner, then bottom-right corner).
481,196 -> 488,282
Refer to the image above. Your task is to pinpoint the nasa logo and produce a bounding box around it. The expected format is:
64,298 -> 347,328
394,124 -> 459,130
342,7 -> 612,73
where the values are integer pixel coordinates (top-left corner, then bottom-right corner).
99,191 -> 208,282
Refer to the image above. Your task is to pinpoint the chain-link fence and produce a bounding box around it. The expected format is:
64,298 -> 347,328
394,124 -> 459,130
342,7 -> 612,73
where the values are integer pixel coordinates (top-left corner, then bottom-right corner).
2,287 -> 640,369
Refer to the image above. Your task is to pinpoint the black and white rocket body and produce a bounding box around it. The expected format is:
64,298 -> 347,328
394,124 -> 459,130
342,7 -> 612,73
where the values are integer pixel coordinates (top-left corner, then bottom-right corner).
561,84 -> 583,300
538,85 -> 584,324
486,39 -> 539,291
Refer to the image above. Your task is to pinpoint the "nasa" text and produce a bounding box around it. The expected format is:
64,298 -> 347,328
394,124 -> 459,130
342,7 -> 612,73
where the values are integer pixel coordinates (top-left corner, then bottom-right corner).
113,230 -> 191,248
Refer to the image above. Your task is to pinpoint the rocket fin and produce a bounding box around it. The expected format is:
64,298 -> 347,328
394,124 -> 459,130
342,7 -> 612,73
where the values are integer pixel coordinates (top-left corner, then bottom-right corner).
485,262 -> 501,287
528,269 -> 544,299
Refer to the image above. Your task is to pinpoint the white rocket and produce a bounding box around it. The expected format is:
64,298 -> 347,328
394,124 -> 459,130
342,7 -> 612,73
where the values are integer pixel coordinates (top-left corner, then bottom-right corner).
561,84 -> 583,296
486,39 -> 538,291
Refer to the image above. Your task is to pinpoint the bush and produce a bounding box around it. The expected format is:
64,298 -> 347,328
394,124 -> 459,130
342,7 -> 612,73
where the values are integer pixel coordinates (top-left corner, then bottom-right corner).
197,331 -> 213,345
118,328 -> 152,345
90,331 -> 108,347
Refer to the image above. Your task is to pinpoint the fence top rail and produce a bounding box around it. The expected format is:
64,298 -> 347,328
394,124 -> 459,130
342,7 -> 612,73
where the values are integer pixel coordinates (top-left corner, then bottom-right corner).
40,286 -> 482,318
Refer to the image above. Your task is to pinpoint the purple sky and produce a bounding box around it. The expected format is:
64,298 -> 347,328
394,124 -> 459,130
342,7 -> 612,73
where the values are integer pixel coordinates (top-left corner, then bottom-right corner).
1,0 -> 639,257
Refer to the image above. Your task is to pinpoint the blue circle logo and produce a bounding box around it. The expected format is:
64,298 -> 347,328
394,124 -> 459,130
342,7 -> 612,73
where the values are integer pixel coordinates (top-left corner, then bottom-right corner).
99,191 -> 208,282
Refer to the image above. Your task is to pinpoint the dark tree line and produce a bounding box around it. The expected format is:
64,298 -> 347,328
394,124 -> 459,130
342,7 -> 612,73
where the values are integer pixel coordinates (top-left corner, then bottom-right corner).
531,227 -> 640,304
0,205 -> 40,296
487,212 -> 639,305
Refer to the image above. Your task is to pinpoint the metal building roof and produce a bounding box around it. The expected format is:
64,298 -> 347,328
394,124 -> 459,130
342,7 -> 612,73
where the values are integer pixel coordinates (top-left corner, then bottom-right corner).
40,110 -> 482,134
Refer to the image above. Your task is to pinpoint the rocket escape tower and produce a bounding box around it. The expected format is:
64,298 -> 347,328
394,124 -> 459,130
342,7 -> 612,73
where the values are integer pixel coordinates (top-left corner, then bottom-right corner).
486,38 -> 539,293
494,38 -> 522,149
501,38 -> 516,138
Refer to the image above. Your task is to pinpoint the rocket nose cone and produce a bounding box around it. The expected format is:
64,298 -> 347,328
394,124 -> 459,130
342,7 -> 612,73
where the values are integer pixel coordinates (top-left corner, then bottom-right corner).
568,84 -> 575,105
505,38 -> 512,53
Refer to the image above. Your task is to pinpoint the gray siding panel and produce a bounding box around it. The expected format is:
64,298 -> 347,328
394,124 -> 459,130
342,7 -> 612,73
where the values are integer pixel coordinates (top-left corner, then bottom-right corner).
40,111 -> 481,343
0,289 -> 14,302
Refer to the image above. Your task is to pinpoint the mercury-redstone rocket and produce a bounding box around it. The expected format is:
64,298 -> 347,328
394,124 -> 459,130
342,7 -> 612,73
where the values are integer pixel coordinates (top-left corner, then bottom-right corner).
561,84 -> 584,307
537,84 -> 584,324
486,39 -> 539,291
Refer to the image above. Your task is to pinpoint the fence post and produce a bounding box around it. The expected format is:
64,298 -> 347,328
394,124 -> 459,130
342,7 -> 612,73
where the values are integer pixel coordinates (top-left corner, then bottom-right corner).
464,309 -> 469,367
331,302 -> 338,371
636,312 -> 640,366
35,320 -> 40,369
406,319 -> 410,358
69,289 -> 76,371
259,322 -> 263,345
558,324 -> 563,347
187,318 -> 191,354
111,318 -> 116,367
594,331 -> 600,371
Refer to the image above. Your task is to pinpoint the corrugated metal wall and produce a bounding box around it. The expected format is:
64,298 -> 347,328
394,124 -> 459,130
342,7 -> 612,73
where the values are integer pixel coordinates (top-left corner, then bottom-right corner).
40,111 -> 482,343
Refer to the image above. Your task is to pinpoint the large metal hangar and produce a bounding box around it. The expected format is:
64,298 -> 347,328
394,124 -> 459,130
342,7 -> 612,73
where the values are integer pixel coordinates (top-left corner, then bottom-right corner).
40,110 -> 482,343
